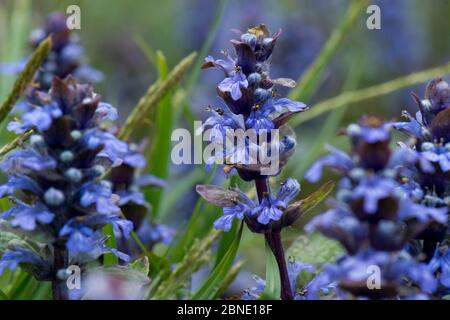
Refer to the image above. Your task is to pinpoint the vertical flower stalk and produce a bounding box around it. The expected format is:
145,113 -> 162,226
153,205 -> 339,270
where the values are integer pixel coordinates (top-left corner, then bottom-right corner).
0,76 -> 132,299
305,115 -> 446,298
196,25 -> 310,300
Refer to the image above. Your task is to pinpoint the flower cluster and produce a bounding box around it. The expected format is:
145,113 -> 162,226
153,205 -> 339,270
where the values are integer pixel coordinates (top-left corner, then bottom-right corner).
197,177 -> 300,232
0,76 -> 132,299
199,24 -> 307,180
108,142 -> 174,254
305,115 -> 446,299
393,78 -> 450,296
197,24 -> 311,301
28,12 -> 102,90
1,13 -> 102,113
198,25 -> 308,230
242,259 -> 336,300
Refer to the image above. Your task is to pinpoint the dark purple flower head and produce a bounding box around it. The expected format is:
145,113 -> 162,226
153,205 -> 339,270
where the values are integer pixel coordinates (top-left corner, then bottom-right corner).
0,77 -> 131,286
1,12 -> 102,103
201,25 -> 307,181
428,245 -> 450,293
395,78 -> 450,143
306,116 -> 446,298
393,79 -> 450,270
29,13 -> 102,91
345,115 -> 392,171
323,250 -> 436,299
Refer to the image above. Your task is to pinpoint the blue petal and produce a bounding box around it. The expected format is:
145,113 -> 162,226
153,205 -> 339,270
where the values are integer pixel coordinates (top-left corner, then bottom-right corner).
305,146 -> 353,183
0,174 -> 42,198
0,149 -> 56,174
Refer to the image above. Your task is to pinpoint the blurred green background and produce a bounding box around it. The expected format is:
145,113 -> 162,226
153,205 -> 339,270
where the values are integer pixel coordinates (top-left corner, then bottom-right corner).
0,0 -> 449,294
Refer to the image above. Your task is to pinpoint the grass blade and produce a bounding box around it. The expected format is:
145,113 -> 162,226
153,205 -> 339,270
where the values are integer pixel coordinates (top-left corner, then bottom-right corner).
291,62 -> 450,127
157,167 -> 204,219
192,222 -> 243,300
145,52 -> 173,215
118,51 -> 197,141
185,0 -> 228,93
262,241 -> 280,300
0,36 -> 52,125
289,0 -> 369,102
102,224 -> 118,265
0,129 -> 32,160
0,289 -> 8,300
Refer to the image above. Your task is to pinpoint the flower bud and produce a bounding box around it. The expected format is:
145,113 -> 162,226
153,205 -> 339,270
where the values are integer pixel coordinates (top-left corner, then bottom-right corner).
65,168 -> 82,182
347,124 -> 361,137
349,168 -> 365,181
247,72 -> 261,86
241,33 -> 257,48
421,142 -> 434,152
60,150 -> 74,162
30,134 -> 44,147
254,88 -> 271,102
70,130 -> 82,140
44,188 -> 65,206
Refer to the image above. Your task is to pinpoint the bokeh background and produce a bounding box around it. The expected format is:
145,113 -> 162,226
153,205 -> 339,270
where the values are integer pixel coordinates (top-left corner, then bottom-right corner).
1,0 -> 449,295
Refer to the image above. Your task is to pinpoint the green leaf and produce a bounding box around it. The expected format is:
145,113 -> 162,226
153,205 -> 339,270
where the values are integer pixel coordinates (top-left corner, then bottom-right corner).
0,130 -> 33,161
0,231 -> 37,256
277,181 -> 335,229
152,230 -> 220,299
7,272 -> 33,300
0,0 -> 31,103
134,34 -> 158,67
192,223 -> 243,300
158,167 -> 204,219
145,51 -> 173,216
130,256 -> 150,276
216,260 -> 245,298
102,224 -> 118,266
289,0 -> 368,102
0,289 -> 8,300
287,233 -> 343,266
0,36 -> 52,125
163,165 -> 217,266
262,241 -> 280,300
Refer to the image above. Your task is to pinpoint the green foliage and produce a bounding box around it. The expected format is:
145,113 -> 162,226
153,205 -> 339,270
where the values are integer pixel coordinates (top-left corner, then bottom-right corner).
192,223 -> 243,300
153,230 -> 220,299
262,241 -> 280,300
287,233 -> 343,266
130,256 -> 150,276
0,130 -> 32,161
102,224 -> 118,266
289,0 -> 369,102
